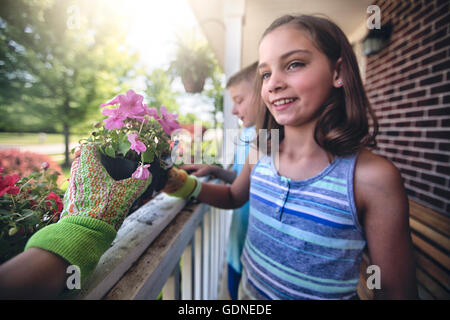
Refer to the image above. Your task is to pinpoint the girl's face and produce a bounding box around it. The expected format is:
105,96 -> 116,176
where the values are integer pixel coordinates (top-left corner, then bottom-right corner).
258,25 -> 340,128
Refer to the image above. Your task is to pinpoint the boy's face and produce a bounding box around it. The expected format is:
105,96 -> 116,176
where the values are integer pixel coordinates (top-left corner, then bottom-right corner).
229,81 -> 257,128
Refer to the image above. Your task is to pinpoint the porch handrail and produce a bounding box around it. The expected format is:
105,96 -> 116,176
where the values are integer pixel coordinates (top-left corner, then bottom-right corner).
75,178 -> 231,300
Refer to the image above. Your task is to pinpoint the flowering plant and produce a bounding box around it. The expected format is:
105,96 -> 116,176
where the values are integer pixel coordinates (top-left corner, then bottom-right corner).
0,164 -> 64,263
81,89 -> 181,179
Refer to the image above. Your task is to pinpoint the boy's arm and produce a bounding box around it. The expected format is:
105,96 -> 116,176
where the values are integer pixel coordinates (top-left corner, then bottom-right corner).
181,164 -> 237,184
355,150 -> 418,300
166,157 -> 252,210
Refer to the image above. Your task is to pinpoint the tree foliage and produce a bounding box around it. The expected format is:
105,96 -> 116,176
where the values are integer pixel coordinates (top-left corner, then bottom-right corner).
0,0 -> 139,166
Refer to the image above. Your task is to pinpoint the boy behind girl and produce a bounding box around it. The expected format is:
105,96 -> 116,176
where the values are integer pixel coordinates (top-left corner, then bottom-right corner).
182,62 -> 258,299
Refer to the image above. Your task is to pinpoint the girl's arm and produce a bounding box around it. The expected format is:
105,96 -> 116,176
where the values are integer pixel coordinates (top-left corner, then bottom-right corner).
355,150 -> 418,300
196,157 -> 251,210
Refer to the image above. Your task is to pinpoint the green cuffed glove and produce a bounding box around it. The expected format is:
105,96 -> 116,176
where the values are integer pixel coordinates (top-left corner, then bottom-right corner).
162,167 -> 202,199
25,144 -> 151,284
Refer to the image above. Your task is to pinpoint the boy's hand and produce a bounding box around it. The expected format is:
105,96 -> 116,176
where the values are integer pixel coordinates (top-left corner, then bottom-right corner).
180,164 -> 217,177
162,166 -> 200,199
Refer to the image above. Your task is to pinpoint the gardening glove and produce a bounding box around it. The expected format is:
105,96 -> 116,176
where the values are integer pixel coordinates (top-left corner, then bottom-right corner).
162,166 -> 201,199
25,144 -> 151,284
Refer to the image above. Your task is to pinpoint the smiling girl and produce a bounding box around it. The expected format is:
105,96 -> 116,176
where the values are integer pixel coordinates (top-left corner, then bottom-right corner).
172,14 -> 417,300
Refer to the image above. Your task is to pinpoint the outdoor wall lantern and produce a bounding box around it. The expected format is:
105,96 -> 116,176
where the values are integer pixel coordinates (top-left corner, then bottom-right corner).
363,22 -> 393,56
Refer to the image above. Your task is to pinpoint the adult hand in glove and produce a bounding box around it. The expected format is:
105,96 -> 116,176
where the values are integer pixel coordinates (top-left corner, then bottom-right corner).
0,144 -> 151,298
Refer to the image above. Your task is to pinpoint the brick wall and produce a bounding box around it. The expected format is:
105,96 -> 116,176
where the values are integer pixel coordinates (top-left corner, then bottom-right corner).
364,0 -> 450,216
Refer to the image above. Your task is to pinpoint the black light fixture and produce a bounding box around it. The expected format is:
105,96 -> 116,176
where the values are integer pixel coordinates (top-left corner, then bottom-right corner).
363,22 -> 393,56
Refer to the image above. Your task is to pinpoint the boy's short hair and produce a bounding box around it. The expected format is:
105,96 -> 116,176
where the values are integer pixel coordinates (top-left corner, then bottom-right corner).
226,61 -> 258,88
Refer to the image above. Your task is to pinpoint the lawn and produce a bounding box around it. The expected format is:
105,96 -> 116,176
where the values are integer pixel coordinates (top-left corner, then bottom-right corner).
0,132 -> 86,145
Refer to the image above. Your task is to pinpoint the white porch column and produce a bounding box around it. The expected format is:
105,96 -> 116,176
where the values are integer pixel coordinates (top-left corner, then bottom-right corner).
222,0 -> 245,165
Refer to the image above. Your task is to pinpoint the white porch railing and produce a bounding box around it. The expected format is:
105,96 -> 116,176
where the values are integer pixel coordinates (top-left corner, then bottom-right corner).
75,178 -> 232,300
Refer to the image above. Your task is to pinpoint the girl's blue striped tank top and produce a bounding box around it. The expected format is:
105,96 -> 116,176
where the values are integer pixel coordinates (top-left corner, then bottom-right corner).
240,153 -> 366,299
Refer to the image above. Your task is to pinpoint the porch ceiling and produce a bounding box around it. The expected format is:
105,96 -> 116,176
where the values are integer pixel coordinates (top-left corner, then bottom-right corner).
187,0 -> 371,68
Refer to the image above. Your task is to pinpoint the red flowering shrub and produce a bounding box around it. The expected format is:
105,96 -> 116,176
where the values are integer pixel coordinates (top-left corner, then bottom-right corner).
0,164 -> 64,263
0,149 -> 63,179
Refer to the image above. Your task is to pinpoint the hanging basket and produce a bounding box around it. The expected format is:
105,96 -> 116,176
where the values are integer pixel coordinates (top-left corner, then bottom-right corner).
181,73 -> 206,93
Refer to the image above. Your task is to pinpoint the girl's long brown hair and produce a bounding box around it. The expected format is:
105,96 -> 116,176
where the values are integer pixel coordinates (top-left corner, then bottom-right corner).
254,14 -> 378,157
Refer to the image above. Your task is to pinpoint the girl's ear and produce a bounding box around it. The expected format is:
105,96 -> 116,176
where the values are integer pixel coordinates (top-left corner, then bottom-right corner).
333,57 -> 343,88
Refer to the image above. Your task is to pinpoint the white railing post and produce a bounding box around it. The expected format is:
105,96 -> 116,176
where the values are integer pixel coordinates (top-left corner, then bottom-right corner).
194,224 -> 202,300
181,238 -> 193,300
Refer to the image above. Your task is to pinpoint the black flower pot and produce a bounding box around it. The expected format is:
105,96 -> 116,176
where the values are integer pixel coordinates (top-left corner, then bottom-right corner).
99,153 -> 169,214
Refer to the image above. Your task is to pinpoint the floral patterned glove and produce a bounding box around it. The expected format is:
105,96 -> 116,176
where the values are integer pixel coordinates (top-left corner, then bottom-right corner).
25,144 -> 151,284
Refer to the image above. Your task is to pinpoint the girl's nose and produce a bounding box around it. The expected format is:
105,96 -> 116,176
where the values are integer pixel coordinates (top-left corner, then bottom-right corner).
267,71 -> 286,93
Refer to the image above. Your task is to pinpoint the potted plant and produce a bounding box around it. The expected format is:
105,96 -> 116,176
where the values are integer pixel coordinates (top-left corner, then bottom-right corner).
169,33 -> 216,94
80,89 -> 181,208
0,164 -> 64,263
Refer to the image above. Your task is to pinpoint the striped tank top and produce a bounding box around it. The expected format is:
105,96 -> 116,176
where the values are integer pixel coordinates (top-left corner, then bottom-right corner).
240,153 -> 366,300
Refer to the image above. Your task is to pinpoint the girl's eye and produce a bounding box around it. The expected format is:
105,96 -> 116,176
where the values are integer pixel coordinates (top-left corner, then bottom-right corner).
288,61 -> 304,70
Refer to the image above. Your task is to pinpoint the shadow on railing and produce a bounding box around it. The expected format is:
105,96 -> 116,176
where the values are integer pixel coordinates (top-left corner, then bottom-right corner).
75,178 -> 232,300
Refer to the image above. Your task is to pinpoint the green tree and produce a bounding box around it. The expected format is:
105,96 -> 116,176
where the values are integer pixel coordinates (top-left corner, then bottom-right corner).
144,68 -> 179,113
0,0 -> 139,166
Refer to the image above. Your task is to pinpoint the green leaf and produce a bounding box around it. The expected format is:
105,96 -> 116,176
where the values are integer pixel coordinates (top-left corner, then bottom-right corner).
105,145 -> 116,158
118,140 -> 131,156
142,149 -> 155,163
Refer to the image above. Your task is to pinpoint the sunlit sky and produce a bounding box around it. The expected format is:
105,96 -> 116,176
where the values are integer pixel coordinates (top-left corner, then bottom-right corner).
121,0 -> 198,70
110,0 -> 217,122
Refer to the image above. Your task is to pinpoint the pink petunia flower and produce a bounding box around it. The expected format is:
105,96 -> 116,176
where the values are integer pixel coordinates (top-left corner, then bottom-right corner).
128,132 -> 147,154
101,90 -> 146,119
102,107 -> 127,130
158,106 -> 181,135
132,164 -> 151,179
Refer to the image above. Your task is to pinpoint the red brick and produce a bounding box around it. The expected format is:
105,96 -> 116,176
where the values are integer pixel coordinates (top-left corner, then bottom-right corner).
401,63 -> 418,73
416,120 -> 438,127
411,46 -> 432,60
420,74 -> 443,86
422,28 -> 447,46
435,12 -> 450,29
406,110 -> 424,117
418,193 -> 444,209
410,180 -> 431,192
436,165 -> 450,175
424,152 -> 450,162
422,172 -> 446,185
426,130 -> 450,139
434,187 -> 450,200
431,83 -> 450,94
422,50 -> 447,66
432,59 -> 450,72
417,97 -> 439,107
400,168 -> 418,177
407,90 -> 427,98
408,69 -> 429,80
404,131 -> 422,137
399,83 -> 415,91
424,4 -> 449,25
398,102 -> 414,109
434,36 -> 450,51
402,43 -> 420,56
438,143 -> 450,151
414,141 -> 435,149
402,149 -> 420,157
429,106 -> 450,116
412,161 -> 433,170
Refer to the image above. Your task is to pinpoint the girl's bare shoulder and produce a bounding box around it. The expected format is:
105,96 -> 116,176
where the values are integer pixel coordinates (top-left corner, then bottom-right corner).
354,149 -> 405,201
